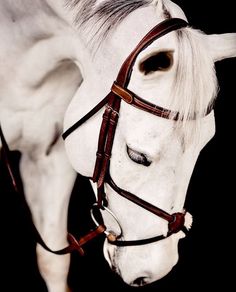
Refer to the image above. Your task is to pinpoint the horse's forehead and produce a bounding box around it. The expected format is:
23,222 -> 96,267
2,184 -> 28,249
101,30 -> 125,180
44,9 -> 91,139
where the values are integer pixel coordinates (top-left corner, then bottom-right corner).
119,111 -> 176,154
123,113 -> 174,138
118,105 -> 215,155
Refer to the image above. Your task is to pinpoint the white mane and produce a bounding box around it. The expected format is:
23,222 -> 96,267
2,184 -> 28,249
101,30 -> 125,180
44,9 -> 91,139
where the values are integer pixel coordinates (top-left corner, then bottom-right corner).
170,28 -> 218,122
65,0 -> 152,46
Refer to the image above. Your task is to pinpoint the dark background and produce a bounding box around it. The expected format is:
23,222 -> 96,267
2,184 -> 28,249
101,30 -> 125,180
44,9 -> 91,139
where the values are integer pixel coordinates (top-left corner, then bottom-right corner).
1,1 -> 235,291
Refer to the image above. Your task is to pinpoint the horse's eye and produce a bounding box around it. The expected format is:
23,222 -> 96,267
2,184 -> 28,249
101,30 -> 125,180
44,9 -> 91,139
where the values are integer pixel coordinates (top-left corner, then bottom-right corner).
126,146 -> 152,167
139,51 -> 173,75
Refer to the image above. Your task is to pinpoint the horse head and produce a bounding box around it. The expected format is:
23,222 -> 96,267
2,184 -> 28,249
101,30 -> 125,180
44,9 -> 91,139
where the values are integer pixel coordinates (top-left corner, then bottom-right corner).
63,0 -> 236,287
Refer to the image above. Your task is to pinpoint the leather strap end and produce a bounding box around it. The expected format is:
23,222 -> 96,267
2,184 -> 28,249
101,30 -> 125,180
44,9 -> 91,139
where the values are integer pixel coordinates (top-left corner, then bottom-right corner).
111,82 -> 133,104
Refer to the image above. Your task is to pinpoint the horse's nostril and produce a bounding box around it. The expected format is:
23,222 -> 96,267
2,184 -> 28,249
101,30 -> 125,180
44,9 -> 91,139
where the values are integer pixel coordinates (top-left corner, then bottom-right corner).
131,276 -> 149,287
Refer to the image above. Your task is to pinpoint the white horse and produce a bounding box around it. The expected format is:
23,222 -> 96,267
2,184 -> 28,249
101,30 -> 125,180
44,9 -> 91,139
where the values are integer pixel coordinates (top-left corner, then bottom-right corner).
0,0 -> 235,291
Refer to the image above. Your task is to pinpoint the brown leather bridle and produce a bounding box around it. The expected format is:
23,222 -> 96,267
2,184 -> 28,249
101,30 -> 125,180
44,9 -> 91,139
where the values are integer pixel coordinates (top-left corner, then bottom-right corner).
62,18 -> 203,247
0,18 -> 213,255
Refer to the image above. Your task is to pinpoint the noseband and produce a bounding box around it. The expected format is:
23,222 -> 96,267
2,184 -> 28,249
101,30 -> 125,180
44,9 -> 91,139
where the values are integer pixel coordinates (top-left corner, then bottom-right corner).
62,18 -> 196,247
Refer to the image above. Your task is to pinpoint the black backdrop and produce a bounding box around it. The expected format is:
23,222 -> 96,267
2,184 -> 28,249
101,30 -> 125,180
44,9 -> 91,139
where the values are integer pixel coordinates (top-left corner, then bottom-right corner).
1,1 -> 235,291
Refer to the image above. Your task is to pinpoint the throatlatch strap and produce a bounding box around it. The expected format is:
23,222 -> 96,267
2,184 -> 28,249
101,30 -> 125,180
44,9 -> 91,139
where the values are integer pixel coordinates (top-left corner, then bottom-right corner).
62,94 -> 110,140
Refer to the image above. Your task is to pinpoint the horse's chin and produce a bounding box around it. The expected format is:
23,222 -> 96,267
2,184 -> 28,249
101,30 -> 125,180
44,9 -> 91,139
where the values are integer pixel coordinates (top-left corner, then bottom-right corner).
103,232 -> 185,286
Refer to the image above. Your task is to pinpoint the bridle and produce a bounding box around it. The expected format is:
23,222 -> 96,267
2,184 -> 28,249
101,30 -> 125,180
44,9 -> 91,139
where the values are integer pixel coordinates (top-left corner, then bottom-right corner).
63,18 -> 204,247
0,18 -> 213,255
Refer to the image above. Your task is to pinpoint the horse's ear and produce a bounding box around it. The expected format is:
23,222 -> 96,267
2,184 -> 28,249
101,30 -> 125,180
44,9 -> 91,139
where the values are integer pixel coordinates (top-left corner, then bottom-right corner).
204,33 -> 236,62
152,0 -> 162,8
153,0 -> 188,20
152,0 -> 164,18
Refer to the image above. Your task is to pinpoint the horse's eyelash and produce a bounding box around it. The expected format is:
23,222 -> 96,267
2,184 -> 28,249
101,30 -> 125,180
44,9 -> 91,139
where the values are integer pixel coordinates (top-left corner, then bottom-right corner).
127,147 -> 152,167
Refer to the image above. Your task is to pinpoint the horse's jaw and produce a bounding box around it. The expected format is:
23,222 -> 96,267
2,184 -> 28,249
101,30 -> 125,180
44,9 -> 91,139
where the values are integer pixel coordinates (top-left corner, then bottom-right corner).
103,231 -> 185,286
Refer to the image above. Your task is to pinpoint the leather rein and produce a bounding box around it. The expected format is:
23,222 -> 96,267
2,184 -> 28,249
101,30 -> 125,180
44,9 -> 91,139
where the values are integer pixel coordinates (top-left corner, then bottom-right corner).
1,18 -> 211,255
0,125 -> 105,256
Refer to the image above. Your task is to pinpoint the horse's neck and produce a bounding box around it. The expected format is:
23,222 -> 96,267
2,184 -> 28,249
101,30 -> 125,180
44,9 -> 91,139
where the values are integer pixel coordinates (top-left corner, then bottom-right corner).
0,0 -> 90,153
0,1 -> 86,250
